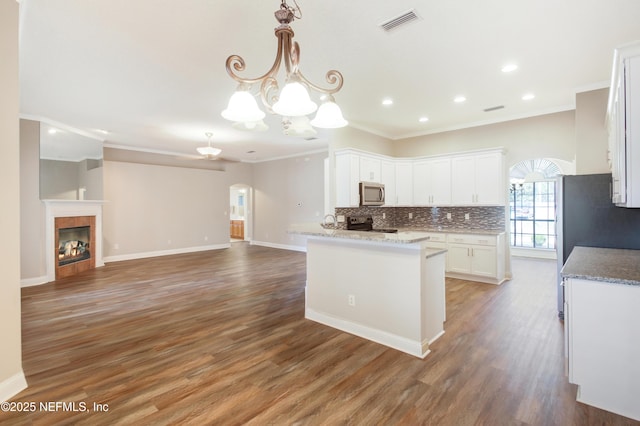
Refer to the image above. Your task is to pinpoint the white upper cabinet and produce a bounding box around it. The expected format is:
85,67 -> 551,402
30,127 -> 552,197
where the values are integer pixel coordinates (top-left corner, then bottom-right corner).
451,151 -> 505,206
359,155 -> 382,183
334,148 -> 505,208
335,151 -> 360,207
413,158 -> 451,206
608,41 -> 640,207
395,161 -> 413,206
381,160 -> 396,206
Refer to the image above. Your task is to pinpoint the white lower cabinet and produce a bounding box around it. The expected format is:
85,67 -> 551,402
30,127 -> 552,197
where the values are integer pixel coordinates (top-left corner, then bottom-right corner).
445,233 -> 505,284
422,233 -> 448,271
565,278 -> 640,421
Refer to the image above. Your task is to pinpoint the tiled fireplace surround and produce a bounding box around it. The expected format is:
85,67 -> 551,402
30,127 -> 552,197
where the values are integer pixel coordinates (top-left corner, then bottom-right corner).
334,206 -> 506,232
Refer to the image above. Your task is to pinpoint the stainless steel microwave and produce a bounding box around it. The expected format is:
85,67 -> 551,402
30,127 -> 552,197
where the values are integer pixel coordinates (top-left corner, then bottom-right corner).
359,181 -> 385,206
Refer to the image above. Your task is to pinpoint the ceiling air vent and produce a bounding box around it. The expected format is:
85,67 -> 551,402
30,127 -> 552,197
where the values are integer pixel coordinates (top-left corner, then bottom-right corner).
379,9 -> 420,32
483,105 -> 505,112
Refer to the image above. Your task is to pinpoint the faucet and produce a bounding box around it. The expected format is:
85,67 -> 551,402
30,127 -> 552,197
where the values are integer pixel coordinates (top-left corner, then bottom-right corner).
323,214 -> 336,227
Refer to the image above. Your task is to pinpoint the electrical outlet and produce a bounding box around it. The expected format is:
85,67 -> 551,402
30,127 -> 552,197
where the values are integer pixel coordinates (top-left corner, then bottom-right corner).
383,212 -> 386,219
446,213 -> 452,220
337,215 -> 345,223
465,213 -> 470,220
348,294 -> 356,306
408,212 -> 413,219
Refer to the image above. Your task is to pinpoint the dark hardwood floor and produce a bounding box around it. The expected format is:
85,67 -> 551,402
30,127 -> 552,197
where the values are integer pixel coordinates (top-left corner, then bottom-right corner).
3,243 -> 638,425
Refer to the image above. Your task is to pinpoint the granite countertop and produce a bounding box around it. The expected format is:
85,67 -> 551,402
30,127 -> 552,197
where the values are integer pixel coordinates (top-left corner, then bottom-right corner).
288,223 -> 434,245
561,246 -> 640,286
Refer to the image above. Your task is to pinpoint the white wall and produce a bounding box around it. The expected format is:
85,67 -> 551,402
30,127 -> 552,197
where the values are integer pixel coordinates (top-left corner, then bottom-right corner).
0,0 -> 27,401
252,151 -> 327,250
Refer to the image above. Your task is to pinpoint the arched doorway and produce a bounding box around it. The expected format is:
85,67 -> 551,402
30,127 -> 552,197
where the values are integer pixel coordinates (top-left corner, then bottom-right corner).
229,184 -> 252,242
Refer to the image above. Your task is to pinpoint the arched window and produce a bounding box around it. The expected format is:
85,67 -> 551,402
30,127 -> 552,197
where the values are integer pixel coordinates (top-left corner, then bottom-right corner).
509,159 -> 561,249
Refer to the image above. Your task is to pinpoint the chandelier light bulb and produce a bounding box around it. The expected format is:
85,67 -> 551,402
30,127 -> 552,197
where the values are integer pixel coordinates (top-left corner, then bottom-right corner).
273,81 -> 318,117
221,90 -> 266,123
311,99 -> 348,128
232,120 -> 269,132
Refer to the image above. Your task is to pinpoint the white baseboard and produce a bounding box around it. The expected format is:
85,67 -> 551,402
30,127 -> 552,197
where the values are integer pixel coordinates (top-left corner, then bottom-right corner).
445,271 -> 507,285
21,275 -> 48,288
0,371 -> 27,402
305,308 -> 430,359
511,247 -> 557,260
103,243 -> 230,263
250,240 -> 306,252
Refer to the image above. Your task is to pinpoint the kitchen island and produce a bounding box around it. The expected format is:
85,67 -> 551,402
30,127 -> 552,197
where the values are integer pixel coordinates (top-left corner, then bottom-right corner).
289,223 -> 446,358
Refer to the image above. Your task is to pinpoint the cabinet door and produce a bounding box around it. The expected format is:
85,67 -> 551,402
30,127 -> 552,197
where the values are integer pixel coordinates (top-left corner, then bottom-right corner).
381,160 -> 396,206
335,153 -> 360,207
470,245 -> 497,277
429,157 -> 452,205
395,162 -> 413,206
359,156 -> 381,183
447,244 -> 472,274
451,156 -> 476,204
412,161 -> 430,205
610,79 -> 625,203
474,152 -> 504,205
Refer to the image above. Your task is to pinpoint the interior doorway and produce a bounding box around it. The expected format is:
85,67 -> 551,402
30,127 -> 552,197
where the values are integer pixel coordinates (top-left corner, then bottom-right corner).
229,184 -> 251,242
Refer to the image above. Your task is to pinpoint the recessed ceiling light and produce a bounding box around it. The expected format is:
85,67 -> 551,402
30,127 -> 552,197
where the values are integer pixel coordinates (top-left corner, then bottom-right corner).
48,128 -> 57,135
502,63 -> 518,73
382,98 -> 393,106
522,93 -> 535,101
419,117 -> 429,123
454,96 -> 466,103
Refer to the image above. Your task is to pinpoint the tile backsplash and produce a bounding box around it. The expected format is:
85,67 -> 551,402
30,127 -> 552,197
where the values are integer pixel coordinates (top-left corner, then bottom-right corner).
334,206 -> 505,231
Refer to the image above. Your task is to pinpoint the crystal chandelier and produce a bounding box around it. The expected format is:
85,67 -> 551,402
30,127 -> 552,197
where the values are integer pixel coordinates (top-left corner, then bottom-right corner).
221,0 -> 348,131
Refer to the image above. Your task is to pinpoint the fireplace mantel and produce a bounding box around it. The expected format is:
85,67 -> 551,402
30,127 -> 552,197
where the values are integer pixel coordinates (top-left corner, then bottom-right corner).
43,200 -> 105,282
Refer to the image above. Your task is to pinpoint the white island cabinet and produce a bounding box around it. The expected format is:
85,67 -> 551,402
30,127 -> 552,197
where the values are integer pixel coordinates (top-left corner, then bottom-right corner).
561,247 -> 640,421
289,224 -> 446,358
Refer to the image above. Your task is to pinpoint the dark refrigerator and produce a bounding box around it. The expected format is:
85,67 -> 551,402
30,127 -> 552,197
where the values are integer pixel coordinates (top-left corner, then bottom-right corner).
556,173 -> 640,318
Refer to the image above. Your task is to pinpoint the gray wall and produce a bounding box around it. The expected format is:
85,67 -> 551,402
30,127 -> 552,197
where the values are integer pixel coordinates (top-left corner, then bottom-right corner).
575,88 -> 609,174
392,110 -> 577,172
0,0 -> 25,401
102,160 -> 252,260
252,151 -> 327,249
20,119 -> 46,281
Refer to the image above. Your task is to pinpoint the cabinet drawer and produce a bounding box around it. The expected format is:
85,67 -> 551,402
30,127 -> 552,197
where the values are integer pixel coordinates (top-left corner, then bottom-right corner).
424,232 -> 446,242
447,234 -> 496,246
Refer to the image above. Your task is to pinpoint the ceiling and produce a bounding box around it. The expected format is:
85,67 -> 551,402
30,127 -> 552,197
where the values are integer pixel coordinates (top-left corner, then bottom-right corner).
18,0 -> 640,163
